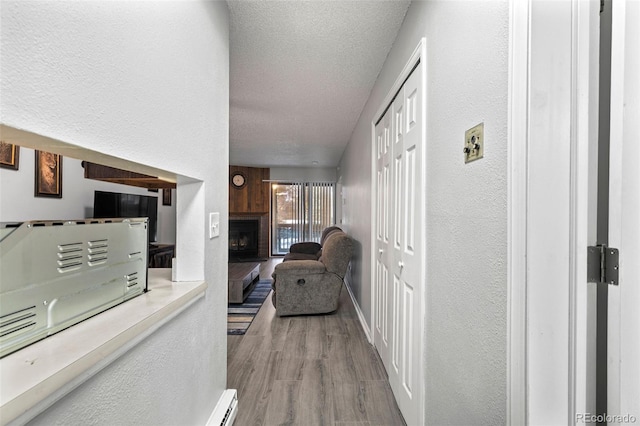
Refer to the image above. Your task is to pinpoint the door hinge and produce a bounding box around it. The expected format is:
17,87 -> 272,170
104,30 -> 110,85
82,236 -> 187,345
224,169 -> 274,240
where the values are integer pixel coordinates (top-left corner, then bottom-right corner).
587,245 -> 619,285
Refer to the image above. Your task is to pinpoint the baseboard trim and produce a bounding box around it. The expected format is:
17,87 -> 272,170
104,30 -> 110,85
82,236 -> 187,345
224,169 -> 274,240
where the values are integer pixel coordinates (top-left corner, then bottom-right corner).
206,389 -> 238,426
343,280 -> 372,343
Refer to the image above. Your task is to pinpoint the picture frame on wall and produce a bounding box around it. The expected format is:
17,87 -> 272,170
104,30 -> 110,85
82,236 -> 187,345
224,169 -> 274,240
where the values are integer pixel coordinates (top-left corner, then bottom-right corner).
163,188 -> 172,206
0,141 -> 20,170
35,150 -> 63,198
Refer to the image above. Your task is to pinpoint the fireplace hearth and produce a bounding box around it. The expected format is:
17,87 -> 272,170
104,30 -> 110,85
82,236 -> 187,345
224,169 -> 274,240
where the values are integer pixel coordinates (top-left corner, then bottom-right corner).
229,219 -> 259,260
229,215 -> 269,261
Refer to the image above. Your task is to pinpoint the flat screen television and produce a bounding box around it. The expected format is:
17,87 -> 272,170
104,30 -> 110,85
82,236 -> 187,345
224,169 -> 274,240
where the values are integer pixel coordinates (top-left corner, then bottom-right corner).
93,190 -> 158,243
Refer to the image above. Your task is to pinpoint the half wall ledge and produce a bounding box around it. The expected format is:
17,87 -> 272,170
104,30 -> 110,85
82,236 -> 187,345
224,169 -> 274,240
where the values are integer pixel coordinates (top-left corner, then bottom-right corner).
0,269 -> 207,425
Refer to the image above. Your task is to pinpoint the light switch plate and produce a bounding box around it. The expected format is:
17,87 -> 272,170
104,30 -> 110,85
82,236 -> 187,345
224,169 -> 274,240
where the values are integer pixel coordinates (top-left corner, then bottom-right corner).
464,122 -> 484,163
209,212 -> 220,239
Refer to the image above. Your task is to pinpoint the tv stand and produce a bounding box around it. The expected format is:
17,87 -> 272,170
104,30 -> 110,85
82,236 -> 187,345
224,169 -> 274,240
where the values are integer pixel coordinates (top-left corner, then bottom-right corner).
149,244 -> 174,268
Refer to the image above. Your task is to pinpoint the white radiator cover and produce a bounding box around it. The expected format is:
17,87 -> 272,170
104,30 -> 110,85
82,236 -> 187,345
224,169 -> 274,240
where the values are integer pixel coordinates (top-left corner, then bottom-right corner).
206,389 -> 238,426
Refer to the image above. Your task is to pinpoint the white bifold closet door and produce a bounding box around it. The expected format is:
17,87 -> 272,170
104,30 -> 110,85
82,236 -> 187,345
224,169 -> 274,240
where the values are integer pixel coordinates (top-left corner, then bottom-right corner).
373,63 -> 423,426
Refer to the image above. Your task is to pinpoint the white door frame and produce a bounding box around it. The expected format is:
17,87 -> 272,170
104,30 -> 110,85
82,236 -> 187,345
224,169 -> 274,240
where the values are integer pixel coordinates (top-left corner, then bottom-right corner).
370,38 -> 426,426
507,0 -> 598,423
608,0 -> 640,419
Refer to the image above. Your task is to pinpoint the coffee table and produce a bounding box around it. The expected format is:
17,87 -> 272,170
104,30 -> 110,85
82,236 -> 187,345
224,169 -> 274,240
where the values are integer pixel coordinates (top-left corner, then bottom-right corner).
228,262 -> 261,303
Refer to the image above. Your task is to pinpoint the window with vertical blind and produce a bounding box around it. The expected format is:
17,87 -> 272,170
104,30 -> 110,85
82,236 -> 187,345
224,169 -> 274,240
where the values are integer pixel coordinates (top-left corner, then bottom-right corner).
271,182 -> 335,255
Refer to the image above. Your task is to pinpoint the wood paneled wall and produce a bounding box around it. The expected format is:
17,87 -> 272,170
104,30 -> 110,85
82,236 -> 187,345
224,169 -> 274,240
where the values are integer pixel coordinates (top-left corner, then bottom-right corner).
229,166 -> 270,214
83,162 -> 176,189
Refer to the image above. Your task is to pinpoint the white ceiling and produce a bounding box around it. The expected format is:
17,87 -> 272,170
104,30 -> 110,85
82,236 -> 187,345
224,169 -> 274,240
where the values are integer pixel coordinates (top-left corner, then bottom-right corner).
227,0 -> 411,168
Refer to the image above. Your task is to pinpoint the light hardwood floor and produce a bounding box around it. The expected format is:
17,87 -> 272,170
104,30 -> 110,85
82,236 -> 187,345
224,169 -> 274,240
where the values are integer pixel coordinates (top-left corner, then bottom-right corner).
227,258 -> 406,426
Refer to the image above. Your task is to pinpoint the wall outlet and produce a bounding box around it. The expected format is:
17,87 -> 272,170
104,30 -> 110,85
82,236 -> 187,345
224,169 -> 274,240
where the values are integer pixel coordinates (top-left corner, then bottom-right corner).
209,212 -> 220,239
464,122 -> 484,163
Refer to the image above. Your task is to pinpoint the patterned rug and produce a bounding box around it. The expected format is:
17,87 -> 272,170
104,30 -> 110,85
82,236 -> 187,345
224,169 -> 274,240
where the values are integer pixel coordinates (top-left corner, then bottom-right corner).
227,279 -> 272,335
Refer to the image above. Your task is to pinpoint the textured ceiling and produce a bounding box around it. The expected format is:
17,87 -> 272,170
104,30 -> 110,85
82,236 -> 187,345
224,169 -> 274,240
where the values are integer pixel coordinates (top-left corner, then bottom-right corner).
228,0 -> 410,168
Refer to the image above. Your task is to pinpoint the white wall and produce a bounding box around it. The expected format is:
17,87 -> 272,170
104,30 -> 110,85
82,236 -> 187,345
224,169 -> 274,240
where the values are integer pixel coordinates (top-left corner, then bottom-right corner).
339,0 -> 508,423
0,148 -> 176,244
1,1 -> 228,424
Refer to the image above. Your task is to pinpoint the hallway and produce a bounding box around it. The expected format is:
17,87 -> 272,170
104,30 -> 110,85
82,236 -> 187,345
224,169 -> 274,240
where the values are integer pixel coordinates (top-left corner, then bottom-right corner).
227,259 -> 406,425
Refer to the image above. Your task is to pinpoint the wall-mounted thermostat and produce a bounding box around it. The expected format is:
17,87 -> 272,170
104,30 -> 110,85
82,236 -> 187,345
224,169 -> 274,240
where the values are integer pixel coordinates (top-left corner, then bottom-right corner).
464,122 -> 484,164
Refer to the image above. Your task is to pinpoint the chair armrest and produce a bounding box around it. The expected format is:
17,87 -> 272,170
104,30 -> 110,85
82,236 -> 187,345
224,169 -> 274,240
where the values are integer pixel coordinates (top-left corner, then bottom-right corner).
273,259 -> 326,276
289,242 -> 322,255
271,259 -> 342,316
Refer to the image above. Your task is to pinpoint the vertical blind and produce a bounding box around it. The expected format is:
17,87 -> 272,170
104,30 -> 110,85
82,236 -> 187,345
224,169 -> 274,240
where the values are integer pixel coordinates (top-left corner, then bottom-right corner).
271,182 -> 335,254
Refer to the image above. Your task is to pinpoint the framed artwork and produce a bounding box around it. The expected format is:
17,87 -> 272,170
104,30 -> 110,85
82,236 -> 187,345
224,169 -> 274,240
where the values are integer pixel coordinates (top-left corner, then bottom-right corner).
163,188 -> 172,206
0,141 -> 20,170
35,150 -> 63,198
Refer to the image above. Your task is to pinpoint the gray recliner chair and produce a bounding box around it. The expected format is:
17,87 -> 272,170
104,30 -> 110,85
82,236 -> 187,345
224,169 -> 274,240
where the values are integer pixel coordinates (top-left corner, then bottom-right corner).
271,229 -> 353,316
282,226 -> 343,262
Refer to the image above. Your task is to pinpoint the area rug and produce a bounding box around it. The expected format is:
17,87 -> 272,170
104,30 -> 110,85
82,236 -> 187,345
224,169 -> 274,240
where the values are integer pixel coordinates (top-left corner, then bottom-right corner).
227,279 -> 272,335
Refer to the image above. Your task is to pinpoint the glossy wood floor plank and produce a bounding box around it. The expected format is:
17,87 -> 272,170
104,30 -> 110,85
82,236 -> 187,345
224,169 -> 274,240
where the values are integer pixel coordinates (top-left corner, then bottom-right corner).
327,334 -> 361,384
264,380 -> 301,425
299,359 -> 333,426
275,354 -> 305,381
331,381 -> 368,423
227,258 -> 405,426
360,380 -> 407,425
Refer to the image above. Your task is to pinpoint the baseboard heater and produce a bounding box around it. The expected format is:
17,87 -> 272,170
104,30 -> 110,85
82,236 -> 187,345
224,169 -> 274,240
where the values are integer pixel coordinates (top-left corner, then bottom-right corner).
207,389 -> 238,426
0,218 -> 148,358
